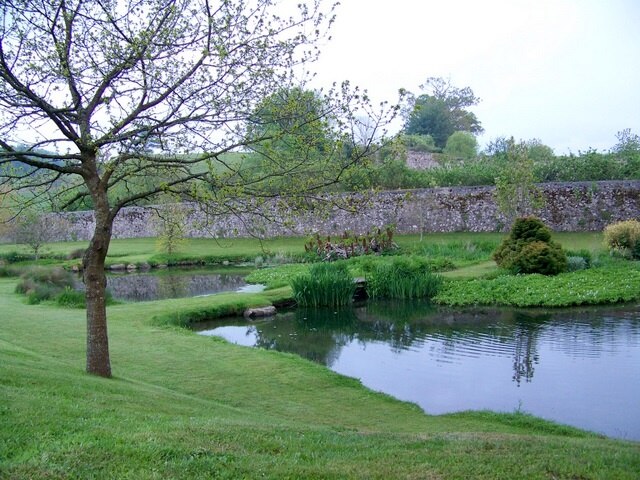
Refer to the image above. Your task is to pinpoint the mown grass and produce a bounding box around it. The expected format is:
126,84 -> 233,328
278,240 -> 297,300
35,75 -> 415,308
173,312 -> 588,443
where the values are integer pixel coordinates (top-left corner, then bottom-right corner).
1,277 -> 639,478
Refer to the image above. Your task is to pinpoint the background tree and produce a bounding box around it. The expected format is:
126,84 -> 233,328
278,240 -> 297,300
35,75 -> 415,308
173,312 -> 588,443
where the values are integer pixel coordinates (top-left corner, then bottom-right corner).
494,138 -> 545,225
155,204 -> 189,256
12,210 -> 65,261
0,0 -> 397,377
403,77 -> 483,148
443,131 -> 478,160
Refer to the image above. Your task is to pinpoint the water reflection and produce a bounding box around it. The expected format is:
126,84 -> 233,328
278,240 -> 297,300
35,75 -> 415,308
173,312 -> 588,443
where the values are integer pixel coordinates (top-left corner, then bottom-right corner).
77,268 -> 256,302
197,302 -> 640,440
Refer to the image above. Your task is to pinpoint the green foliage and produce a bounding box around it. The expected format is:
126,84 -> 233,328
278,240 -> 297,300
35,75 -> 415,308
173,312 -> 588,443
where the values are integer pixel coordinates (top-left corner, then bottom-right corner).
494,138 -> 544,221
66,248 -> 86,260
443,131 -> 478,160
304,227 -> 398,261
400,134 -> 438,152
367,256 -> 443,300
603,219 -> 640,259
15,267 -> 75,304
404,77 -> 483,148
55,287 -> 115,308
435,261 -> 640,307
494,217 -> 567,275
566,256 -> 588,272
245,263 -> 310,289
290,262 -> 356,307
408,239 -> 499,266
0,251 -> 33,263
155,204 -> 188,255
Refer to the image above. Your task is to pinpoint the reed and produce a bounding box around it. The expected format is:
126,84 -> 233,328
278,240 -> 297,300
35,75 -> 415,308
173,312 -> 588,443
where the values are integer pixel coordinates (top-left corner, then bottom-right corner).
291,262 -> 356,307
367,257 -> 442,300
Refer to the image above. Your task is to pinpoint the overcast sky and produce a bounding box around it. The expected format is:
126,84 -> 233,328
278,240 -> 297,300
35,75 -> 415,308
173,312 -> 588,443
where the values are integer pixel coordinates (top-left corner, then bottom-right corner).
309,0 -> 640,154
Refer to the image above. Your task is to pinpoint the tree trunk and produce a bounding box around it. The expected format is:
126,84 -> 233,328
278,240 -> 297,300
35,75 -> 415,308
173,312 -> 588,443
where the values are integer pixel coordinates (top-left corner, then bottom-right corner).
83,194 -> 113,377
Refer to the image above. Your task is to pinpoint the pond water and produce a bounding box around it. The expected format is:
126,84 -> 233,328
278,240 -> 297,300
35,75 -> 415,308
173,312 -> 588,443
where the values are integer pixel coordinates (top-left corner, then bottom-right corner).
79,268 -> 263,302
196,301 -> 640,441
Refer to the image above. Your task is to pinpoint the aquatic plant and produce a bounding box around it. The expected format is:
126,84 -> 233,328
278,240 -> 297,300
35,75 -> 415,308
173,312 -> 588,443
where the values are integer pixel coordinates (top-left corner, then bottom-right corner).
367,257 -> 442,300
290,262 -> 356,307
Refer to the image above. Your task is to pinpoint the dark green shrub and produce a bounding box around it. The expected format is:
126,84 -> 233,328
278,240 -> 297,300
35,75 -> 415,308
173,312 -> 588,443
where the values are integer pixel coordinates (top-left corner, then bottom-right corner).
493,217 -> 567,275
291,262 -> 356,307
0,251 -> 32,264
515,241 -> 567,275
367,257 -> 442,300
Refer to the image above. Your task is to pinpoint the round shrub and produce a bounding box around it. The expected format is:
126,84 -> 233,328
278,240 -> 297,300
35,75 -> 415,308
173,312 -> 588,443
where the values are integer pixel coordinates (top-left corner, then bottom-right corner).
603,219 -> 640,259
493,217 -> 567,275
515,241 -> 567,275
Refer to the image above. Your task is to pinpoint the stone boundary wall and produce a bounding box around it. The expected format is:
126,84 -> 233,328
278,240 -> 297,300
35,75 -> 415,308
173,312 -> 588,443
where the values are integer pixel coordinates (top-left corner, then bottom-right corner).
44,181 -> 640,241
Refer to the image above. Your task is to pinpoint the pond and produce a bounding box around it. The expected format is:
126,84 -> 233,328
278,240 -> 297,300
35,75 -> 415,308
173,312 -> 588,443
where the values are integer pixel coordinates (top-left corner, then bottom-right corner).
78,268 -> 263,302
196,301 -> 640,441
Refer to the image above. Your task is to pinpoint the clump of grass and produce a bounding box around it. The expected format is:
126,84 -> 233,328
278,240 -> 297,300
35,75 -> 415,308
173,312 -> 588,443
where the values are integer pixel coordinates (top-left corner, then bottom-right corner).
66,248 -> 86,260
367,257 -> 442,300
291,262 -> 355,307
409,240 -> 499,264
55,287 -> 116,308
15,267 -> 76,304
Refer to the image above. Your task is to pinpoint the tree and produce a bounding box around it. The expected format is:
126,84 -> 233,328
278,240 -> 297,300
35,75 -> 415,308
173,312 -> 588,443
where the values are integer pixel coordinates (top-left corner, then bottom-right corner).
494,138 -> 545,225
443,131 -> 477,160
0,0 -> 397,377
13,209 -> 64,261
403,77 -> 483,148
155,203 -> 188,256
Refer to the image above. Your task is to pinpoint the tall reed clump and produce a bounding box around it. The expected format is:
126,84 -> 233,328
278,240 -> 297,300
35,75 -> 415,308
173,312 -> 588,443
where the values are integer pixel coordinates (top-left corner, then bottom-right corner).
290,262 -> 356,307
367,257 -> 442,300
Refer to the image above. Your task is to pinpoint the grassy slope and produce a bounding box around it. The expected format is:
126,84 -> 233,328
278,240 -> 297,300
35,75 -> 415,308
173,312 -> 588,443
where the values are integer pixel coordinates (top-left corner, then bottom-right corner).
1,277 -> 639,478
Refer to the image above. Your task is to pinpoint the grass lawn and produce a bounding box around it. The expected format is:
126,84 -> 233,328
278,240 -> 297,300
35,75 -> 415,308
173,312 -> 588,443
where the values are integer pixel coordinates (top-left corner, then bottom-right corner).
2,230 -> 639,477
1,276 -> 639,478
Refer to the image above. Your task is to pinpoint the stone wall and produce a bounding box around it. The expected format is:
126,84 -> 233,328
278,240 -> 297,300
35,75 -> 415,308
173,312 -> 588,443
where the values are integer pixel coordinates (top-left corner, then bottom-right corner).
45,181 -> 640,241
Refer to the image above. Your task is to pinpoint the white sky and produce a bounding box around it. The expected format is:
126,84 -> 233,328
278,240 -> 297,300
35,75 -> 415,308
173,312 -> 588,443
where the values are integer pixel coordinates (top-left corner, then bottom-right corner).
309,0 -> 640,154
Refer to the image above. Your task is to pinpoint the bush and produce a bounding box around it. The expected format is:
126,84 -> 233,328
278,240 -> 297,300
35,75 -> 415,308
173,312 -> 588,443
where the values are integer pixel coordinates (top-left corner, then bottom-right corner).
0,251 -> 32,264
567,256 -> 588,272
55,287 -> 115,308
15,267 -> 76,304
290,262 -> 355,307
66,248 -> 86,260
304,227 -> 398,261
493,217 -> 567,275
565,249 -> 593,267
603,219 -> 640,259
367,257 -> 442,300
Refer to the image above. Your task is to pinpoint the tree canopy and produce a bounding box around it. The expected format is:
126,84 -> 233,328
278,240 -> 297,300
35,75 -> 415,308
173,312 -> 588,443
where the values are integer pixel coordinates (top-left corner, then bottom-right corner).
403,77 -> 483,148
0,0 -> 397,377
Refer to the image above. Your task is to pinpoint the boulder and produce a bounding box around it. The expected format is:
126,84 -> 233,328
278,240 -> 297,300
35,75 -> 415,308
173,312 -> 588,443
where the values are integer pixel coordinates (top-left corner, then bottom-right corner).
243,306 -> 276,319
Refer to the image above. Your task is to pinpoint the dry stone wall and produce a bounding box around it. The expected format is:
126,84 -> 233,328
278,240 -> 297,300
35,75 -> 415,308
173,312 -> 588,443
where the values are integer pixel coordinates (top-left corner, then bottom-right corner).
45,181 -> 640,241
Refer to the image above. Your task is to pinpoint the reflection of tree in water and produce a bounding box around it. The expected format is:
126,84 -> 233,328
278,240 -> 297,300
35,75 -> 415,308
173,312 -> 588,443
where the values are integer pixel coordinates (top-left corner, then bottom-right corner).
157,274 -> 188,300
246,302 -> 639,387
509,311 -> 548,386
353,300 -> 440,353
253,308 -> 358,367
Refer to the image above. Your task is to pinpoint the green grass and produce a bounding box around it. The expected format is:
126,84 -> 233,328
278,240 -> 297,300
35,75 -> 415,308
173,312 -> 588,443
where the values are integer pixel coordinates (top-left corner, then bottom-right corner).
290,263 -> 356,307
1,277 -> 639,478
